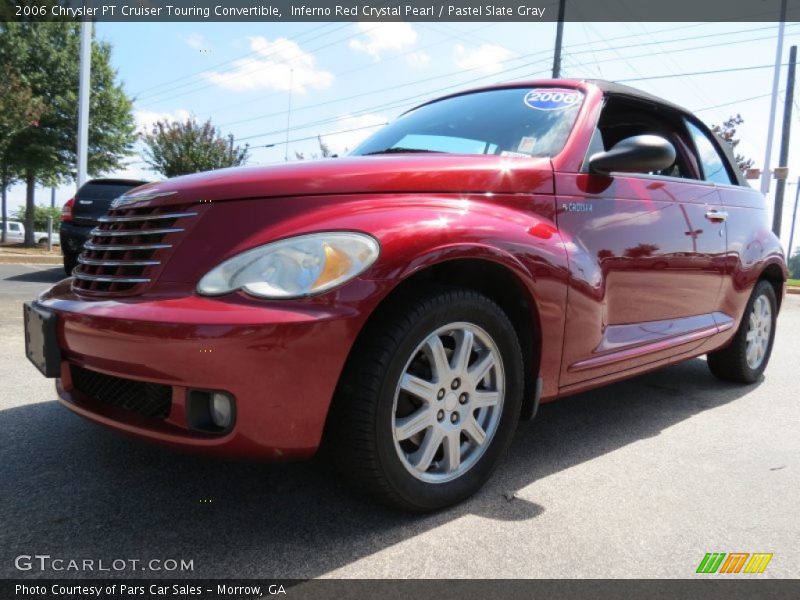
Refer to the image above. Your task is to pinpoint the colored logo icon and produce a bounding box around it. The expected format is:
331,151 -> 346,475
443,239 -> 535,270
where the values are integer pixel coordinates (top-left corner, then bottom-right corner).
696,552 -> 773,574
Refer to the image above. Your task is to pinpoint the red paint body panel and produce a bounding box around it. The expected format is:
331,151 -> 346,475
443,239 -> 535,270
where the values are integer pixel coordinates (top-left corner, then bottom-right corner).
35,79 -> 787,459
121,154 -> 554,205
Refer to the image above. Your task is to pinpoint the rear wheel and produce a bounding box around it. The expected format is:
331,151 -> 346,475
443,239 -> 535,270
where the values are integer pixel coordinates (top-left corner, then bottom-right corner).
330,288 -> 523,511
707,280 -> 777,383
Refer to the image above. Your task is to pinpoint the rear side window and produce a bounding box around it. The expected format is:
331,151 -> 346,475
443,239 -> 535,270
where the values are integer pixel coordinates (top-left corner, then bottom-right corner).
684,120 -> 734,185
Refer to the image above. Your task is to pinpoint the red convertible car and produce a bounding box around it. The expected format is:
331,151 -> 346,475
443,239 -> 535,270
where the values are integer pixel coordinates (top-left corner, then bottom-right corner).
25,80 -> 787,511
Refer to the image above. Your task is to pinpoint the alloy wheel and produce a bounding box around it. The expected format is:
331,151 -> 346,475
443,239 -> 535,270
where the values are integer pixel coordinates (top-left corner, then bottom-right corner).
391,322 -> 505,484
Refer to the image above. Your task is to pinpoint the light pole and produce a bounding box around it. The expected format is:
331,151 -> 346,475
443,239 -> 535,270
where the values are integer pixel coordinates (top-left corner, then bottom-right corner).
76,19 -> 92,188
551,0 -> 566,78
788,177 -> 800,261
760,0 -> 788,196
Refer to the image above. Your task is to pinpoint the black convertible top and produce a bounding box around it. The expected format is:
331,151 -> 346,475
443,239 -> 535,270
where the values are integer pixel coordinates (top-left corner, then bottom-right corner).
582,79 -> 691,114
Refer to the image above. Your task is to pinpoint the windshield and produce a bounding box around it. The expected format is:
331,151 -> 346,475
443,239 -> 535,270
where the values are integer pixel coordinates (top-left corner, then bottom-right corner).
351,87 -> 584,158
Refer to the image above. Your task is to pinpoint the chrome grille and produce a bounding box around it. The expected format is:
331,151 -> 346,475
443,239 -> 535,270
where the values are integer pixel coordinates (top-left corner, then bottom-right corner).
72,204 -> 196,295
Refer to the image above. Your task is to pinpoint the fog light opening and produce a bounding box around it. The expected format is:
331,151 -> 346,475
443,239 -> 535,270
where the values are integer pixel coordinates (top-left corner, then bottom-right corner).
210,392 -> 233,429
186,389 -> 236,434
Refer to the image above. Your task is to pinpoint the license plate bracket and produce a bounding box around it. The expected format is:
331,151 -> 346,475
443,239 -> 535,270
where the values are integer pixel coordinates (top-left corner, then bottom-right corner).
23,302 -> 61,378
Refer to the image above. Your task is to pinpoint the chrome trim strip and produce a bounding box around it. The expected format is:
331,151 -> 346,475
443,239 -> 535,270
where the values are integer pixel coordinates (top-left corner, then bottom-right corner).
98,212 -> 197,223
84,242 -> 171,251
78,257 -> 160,267
73,272 -> 151,283
90,227 -> 183,237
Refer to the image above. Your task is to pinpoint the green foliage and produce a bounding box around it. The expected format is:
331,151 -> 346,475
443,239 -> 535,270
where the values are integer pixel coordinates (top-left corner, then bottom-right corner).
788,249 -> 800,280
142,118 -> 250,178
0,21 -> 136,181
0,64 -> 45,162
711,114 -> 754,174
0,21 -> 136,244
13,204 -> 61,231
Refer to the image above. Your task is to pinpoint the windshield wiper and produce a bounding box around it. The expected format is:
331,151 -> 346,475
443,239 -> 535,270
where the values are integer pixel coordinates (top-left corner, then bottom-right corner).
361,147 -> 446,156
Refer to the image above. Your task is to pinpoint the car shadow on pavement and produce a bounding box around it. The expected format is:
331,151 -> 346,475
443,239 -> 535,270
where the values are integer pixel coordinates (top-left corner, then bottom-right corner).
3,266 -> 65,284
0,357 -> 755,578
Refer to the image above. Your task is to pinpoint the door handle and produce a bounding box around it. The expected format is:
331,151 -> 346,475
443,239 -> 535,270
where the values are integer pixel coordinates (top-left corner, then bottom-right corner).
705,209 -> 728,222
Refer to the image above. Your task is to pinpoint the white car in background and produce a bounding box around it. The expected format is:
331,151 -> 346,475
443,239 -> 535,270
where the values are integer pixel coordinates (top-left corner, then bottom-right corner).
1,219 -> 60,245
1,220 -> 25,243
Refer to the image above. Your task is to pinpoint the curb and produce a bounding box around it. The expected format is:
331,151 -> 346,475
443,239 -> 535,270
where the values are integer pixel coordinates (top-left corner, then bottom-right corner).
787,287 -> 800,295
0,257 -> 62,265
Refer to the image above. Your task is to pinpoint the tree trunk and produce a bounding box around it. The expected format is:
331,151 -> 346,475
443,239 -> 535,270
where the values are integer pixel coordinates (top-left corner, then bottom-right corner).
1,179 -> 7,245
24,171 -> 36,246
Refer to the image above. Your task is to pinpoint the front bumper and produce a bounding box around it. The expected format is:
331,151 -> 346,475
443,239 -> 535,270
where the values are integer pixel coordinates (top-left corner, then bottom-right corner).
38,279 -> 374,459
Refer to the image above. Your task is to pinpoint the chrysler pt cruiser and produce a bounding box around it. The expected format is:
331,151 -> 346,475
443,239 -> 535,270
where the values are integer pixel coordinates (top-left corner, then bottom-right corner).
25,80 -> 788,511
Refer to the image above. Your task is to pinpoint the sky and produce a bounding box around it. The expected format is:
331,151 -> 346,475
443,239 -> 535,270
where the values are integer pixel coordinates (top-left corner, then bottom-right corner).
6,17 -> 800,254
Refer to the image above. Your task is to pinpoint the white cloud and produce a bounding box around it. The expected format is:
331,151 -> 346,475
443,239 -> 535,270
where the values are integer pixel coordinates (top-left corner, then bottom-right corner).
349,23 -> 418,60
134,109 -> 192,135
455,43 -> 515,75
407,51 -> 431,68
184,32 -> 208,51
206,36 -> 333,93
320,114 -> 388,154
115,161 -> 159,182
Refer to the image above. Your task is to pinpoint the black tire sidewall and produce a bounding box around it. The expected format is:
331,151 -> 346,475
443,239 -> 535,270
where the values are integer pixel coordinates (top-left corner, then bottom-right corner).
371,293 -> 523,511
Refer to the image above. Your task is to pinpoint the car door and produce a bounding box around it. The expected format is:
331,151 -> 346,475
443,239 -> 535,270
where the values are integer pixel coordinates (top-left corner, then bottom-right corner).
556,98 -> 726,387
683,117 -> 769,328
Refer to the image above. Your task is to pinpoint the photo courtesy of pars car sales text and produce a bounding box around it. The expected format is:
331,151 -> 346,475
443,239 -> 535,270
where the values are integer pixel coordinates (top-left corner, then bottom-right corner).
15,584 -> 285,596
1,0 -> 798,598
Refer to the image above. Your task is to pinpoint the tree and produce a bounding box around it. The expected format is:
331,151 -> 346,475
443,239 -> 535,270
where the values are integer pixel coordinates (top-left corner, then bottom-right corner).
789,249 -> 800,280
142,118 -> 249,177
0,64 -> 45,243
293,135 -> 335,160
13,204 -> 62,232
624,243 -> 659,259
711,114 -> 754,174
0,22 -> 136,245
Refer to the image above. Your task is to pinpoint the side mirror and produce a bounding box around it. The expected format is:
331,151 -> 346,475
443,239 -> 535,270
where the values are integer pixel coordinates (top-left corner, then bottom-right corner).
588,135 -> 676,175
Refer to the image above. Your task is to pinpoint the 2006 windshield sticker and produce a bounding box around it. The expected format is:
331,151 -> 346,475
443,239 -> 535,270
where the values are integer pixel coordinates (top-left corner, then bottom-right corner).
524,89 -> 583,111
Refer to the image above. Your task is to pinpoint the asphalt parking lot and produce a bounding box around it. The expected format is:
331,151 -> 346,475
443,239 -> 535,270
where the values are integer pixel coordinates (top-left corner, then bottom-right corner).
0,263 -> 798,579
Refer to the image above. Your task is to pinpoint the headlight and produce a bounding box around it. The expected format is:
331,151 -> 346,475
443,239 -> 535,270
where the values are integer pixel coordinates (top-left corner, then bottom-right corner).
196,232 -> 380,299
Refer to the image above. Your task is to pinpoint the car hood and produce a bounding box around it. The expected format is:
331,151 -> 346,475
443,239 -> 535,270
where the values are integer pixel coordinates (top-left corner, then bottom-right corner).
115,155 -> 554,207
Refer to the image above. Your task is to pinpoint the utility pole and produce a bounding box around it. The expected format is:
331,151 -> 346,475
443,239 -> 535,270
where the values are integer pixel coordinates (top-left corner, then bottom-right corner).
284,68 -> 293,161
551,0 -> 566,78
760,0 -> 788,196
76,19 -> 92,188
773,44 -> 796,238
788,177 -> 799,258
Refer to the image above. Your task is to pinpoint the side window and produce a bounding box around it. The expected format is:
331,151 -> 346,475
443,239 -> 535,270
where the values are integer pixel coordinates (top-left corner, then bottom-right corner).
595,97 -> 696,179
9,223 -> 20,232
685,120 -> 734,185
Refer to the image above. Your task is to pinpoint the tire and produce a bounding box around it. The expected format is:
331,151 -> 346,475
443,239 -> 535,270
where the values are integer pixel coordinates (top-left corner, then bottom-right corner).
63,254 -> 78,276
329,287 -> 524,512
707,280 -> 778,383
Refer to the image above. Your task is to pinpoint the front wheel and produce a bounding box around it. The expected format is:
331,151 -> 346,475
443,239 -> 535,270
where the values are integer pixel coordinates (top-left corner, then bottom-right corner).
330,288 -> 524,511
707,280 -> 778,383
